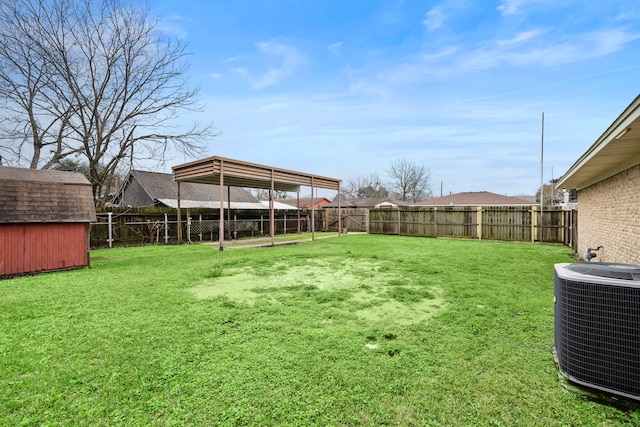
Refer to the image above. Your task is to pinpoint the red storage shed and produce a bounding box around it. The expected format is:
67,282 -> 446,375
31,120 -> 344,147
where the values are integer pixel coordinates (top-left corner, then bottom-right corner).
0,167 -> 97,277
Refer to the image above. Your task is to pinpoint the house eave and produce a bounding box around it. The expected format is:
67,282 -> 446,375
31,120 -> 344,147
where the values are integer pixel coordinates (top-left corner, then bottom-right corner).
557,94 -> 640,190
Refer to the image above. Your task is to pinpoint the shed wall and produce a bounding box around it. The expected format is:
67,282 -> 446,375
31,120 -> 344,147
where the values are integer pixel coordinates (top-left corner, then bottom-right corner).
1,223 -> 89,276
578,164 -> 640,263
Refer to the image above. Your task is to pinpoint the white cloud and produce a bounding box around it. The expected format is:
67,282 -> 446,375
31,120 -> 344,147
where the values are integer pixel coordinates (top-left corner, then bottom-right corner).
327,42 -> 343,57
423,6 -> 445,31
497,0 -> 530,16
367,27 -> 638,83
615,7 -> 640,21
348,80 -> 391,99
497,29 -> 544,47
463,29 -> 640,69
230,40 -> 306,89
156,14 -> 191,39
497,0 -> 560,16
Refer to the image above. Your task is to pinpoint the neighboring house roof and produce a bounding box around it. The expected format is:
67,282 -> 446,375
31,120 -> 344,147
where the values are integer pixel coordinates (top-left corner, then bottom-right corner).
275,197 -> 331,209
325,197 -> 411,208
114,170 -> 258,208
557,93 -> 640,190
0,166 -> 96,223
114,170 -> 296,209
413,191 -> 533,206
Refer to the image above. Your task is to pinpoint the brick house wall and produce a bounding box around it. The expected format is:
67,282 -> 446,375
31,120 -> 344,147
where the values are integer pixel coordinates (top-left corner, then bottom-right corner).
578,164 -> 640,264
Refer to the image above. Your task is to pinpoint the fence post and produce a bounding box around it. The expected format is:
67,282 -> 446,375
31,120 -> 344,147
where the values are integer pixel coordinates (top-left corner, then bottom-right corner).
477,206 -> 483,240
366,210 -> 370,234
107,211 -> 113,248
199,214 -> 203,241
531,205 -> 538,242
434,207 -> 438,238
163,213 -> 168,244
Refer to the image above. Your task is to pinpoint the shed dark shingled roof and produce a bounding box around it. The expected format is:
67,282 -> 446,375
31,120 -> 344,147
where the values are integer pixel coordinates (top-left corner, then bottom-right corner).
0,166 -> 97,223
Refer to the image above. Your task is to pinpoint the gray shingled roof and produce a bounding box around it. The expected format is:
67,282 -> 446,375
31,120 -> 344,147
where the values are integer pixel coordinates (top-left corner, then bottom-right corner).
0,166 -> 96,223
124,170 -> 259,204
275,197 -> 331,208
325,197 -> 411,208
413,191 -> 534,206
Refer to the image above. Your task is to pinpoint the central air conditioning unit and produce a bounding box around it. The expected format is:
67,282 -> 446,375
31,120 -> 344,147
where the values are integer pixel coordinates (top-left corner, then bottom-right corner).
554,262 -> 640,401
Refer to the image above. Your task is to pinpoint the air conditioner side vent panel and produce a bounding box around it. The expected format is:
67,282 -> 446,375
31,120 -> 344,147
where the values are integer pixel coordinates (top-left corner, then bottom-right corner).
554,263 -> 640,401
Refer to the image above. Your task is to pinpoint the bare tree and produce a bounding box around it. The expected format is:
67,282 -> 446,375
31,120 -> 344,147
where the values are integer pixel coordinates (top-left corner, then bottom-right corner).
252,189 -> 289,201
341,173 -> 389,199
0,0 -> 214,204
536,179 -> 567,208
388,159 -> 432,202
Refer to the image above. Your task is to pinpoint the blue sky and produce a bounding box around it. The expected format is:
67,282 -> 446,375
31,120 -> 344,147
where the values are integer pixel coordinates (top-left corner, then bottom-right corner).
150,0 -> 640,197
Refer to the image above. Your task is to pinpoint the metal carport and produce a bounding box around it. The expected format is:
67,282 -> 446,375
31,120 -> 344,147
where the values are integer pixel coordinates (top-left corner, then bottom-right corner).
172,156 -> 342,250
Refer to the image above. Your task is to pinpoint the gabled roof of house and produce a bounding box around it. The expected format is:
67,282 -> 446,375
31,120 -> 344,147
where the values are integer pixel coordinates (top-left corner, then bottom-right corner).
557,93 -> 640,190
0,166 -> 96,223
115,170 -> 259,207
325,197 -> 411,208
413,191 -> 533,206
275,197 -> 331,208
132,170 -> 257,202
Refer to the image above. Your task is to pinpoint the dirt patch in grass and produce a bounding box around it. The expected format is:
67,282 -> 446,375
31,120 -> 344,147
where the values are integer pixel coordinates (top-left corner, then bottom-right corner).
188,259 -> 446,325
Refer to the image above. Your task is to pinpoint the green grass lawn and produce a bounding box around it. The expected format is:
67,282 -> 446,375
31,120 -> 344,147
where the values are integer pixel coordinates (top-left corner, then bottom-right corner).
1,235 -> 638,426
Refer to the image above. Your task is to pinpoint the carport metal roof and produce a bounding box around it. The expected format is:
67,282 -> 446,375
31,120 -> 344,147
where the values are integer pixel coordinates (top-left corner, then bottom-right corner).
172,156 -> 342,249
557,94 -> 640,190
173,156 -> 341,193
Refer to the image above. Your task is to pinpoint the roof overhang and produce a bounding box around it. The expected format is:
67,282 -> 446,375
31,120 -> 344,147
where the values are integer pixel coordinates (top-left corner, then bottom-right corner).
157,199 -> 296,210
172,156 -> 341,192
557,94 -> 640,190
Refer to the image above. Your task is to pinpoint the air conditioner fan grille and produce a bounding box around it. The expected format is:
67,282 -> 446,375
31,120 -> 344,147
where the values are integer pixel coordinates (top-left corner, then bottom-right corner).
555,276 -> 640,400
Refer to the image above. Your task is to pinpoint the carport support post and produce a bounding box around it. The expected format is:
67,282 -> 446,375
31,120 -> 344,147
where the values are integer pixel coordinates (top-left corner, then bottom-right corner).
219,160 -> 224,251
270,169 -> 275,246
338,182 -> 342,236
311,177 -> 315,241
297,192 -> 301,234
177,182 -> 182,244
227,186 -> 232,241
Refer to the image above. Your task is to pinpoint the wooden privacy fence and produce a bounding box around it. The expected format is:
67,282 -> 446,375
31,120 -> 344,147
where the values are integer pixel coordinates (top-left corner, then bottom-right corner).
92,208 -> 309,248
320,206 -> 577,244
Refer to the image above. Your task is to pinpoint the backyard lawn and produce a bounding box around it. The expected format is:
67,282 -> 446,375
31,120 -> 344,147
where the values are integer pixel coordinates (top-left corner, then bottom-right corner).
1,234 -> 638,426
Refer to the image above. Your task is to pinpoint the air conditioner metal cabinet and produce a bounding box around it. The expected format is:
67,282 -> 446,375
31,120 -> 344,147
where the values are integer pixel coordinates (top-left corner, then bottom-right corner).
554,262 -> 640,401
